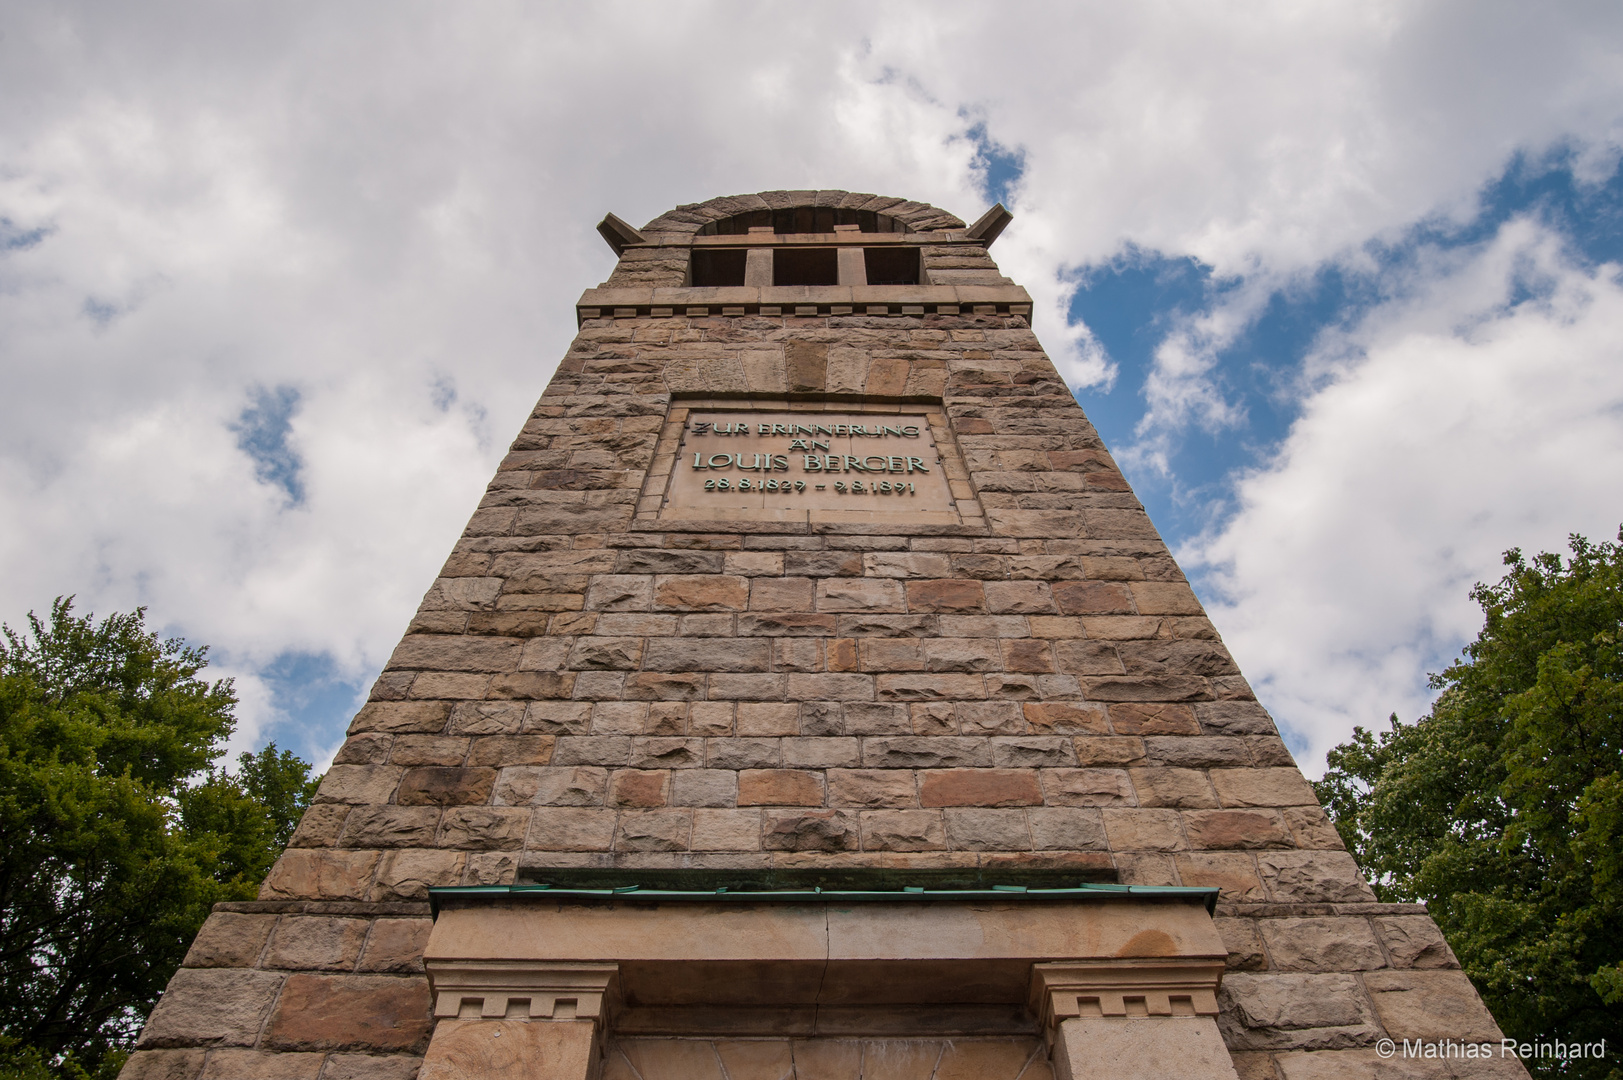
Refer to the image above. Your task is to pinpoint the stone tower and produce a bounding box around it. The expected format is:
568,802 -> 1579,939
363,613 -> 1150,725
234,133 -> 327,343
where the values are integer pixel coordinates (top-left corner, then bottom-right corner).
125,191 -> 1525,1080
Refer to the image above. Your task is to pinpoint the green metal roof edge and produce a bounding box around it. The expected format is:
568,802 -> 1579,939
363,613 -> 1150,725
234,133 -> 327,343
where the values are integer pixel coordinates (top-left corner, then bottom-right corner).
427,882 -> 1219,917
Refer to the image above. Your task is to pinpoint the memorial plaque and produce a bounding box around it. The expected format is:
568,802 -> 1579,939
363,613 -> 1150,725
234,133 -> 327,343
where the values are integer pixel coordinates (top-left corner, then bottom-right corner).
658,410 -> 963,524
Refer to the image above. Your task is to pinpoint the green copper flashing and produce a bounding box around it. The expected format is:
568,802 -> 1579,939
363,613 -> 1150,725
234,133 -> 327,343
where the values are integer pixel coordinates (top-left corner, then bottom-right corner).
426,881 -> 1218,917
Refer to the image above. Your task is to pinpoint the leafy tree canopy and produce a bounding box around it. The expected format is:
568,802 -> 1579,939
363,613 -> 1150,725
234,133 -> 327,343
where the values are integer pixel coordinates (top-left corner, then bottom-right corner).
0,599 -> 321,1080
1316,532 -> 1623,1079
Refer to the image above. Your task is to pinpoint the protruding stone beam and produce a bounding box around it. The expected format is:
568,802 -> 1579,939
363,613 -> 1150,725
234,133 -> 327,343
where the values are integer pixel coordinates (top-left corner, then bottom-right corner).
1030,961 -> 1238,1080
420,961 -> 619,1080
596,213 -> 647,256
966,203 -> 1014,246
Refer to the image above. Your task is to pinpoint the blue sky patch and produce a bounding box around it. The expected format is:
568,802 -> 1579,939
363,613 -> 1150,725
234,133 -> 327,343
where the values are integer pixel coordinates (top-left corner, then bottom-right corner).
253,649 -> 367,763
965,121 -> 1025,209
0,217 -> 50,252
1066,150 -> 1623,556
231,384 -> 306,505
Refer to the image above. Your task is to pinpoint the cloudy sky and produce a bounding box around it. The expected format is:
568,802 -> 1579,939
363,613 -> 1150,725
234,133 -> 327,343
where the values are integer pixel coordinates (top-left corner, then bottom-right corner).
4,1 -> 1623,776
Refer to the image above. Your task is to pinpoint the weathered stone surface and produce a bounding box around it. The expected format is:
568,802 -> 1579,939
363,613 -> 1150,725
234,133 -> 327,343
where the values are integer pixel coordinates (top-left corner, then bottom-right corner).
396,767 -> 496,806
1183,809 -> 1293,850
494,765 -> 607,806
1219,973 -> 1377,1048
1052,581 -> 1135,614
182,912 -> 278,968
904,579 -> 984,612
260,850 -> 380,901
199,1050 -> 325,1080
1210,767 -> 1318,808
691,808 -> 762,851
1364,971 -> 1505,1041
761,809 -> 859,851
349,702 -> 451,735
339,807 -> 441,848
990,736 -> 1074,768
1028,807 -> 1106,849
1072,736 -> 1146,766
654,575 -> 749,610
1024,702 -> 1109,734
828,769 -> 917,808
1214,917 -> 1269,971
1259,851 -> 1377,903
387,635 -> 521,673
670,769 -> 737,807
1101,808 -> 1184,851
615,808 -> 692,850
264,916 -> 370,971
526,807 -> 617,850
609,768 -> 670,807
1272,1049 -> 1527,1080
943,808 -> 1031,850
1109,703 -> 1201,735
1041,768 -> 1134,806
138,969 -> 285,1048
738,769 -> 825,806
420,1020 -> 595,1080
465,734 -> 554,766
370,848 -> 465,900
860,809 -> 947,850
919,769 -> 1042,807
1177,853 -> 1267,902
863,738 -> 992,769
1259,917 -> 1386,973
1282,806 -> 1344,850
319,1055 -> 427,1080
357,918 -> 432,973
1053,1017 -> 1239,1080
1196,701 -> 1278,736
335,734 -> 393,765
1373,916 -> 1458,969
438,807 -> 530,849
315,767 -> 404,806
117,1050 -> 206,1080
1129,768 -> 1219,808
265,975 -> 433,1052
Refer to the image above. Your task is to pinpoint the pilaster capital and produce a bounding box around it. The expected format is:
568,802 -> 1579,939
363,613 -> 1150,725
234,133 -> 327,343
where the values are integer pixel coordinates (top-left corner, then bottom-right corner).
1029,959 -> 1225,1036
426,959 -> 619,1023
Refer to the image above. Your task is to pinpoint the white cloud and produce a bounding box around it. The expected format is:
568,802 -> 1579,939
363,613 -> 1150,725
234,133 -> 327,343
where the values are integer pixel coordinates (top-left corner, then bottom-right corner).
3,2 -> 1623,762
1187,217 -> 1623,774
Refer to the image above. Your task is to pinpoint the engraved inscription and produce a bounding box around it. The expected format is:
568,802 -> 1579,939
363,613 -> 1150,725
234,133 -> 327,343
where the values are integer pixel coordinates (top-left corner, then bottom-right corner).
660,411 -> 960,523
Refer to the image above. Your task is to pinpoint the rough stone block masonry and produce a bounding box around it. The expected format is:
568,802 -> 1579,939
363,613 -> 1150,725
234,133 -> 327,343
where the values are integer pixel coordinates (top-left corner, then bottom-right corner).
124,191 -> 1526,1080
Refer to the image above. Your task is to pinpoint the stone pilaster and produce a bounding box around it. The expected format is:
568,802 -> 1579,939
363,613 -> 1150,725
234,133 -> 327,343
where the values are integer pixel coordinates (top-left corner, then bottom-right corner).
420,961 -> 618,1080
1031,961 -> 1237,1080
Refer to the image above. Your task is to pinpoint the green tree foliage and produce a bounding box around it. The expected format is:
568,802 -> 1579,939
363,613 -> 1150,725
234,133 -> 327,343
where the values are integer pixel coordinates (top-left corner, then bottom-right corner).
1316,533 -> 1623,1078
0,600 -> 321,1080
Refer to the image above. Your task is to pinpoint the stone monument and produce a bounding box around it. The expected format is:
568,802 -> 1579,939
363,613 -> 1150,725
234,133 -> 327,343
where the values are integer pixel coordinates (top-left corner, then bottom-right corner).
124,191 -> 1525,1080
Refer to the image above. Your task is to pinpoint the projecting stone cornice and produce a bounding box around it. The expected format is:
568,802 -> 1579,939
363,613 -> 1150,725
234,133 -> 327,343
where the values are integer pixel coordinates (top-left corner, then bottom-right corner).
576,284 -> 1033,324
423,894 -> 1226,1035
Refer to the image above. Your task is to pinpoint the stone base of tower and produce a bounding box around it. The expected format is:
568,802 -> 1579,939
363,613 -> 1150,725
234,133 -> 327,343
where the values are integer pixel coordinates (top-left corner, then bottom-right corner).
413,889 -> 1239,1080
123,890 -> 1529,1080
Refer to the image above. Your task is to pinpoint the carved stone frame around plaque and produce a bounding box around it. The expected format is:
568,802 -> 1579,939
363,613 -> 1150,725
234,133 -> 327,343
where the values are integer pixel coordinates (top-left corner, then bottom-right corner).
633,398 -> 984,531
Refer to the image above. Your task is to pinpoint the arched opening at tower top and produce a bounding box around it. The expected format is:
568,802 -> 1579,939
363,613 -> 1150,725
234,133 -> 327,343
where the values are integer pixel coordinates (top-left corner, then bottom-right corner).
697,206 -> 912,235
